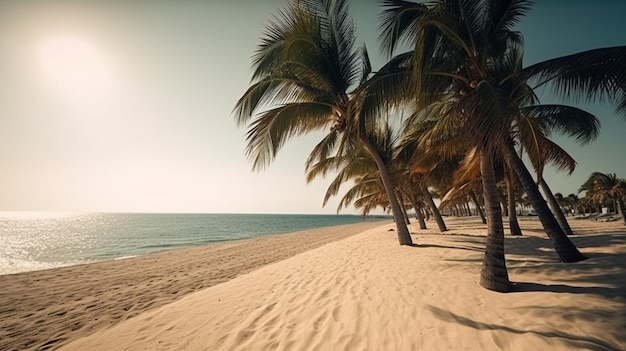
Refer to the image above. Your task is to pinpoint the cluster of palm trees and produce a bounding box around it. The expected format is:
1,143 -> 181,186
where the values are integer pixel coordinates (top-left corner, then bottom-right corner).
233,0 -> 626,292
578,172 -> 626,222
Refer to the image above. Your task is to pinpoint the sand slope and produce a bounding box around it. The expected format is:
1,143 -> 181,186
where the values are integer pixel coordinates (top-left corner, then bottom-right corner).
0,221 -> 385,351
61,217 -> 626,351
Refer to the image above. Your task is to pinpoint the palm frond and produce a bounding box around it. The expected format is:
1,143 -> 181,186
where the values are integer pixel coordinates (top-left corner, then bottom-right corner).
233,73 -> 332,126
537,138 -> 577,175
358,52 -> 413,122
358,44 -> 372,86
523,46 -> 626,117
487,0 -> 533,33
521,104 -> 600,145
244,102 -> 333,170
305,155 -> 341,183
300,0 -> 361,91
378,0 -> 428,57
305,131 -> 341,174
336,175 -> 381,212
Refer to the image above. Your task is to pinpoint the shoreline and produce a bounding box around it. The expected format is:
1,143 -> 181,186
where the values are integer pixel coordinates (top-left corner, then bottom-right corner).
1,212 -> 387,276
0,220 -> 388,351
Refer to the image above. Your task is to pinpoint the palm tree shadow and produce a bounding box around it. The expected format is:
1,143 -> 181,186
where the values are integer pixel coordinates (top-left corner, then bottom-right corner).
512,282 -> 624,299
414,243 -> 483,252
426,305 -> 624,351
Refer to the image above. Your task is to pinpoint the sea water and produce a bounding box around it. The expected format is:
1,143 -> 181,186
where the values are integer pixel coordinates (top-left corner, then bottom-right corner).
0,212 -> 381,275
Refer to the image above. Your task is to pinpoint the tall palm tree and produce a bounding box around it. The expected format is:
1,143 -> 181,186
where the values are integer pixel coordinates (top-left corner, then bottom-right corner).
579,172 -> 626,225
233,0 -> 414,245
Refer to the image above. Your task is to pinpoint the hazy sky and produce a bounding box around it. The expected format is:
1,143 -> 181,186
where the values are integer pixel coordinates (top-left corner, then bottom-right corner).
1,0 -> 625,214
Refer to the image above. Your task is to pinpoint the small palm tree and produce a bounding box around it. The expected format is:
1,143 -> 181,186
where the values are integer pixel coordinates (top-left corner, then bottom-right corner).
567,194 -> 581,215
579,172 -> 626,225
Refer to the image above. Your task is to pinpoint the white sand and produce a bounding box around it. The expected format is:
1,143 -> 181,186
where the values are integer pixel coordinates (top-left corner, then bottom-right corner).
60,216 -> 626,351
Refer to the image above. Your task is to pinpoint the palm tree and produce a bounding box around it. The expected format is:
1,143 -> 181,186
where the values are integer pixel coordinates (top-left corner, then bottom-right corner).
309,121 -> 433,229
512,102 -> 601,238
400,118 -> 465,231
308,122 -> 397,210
567,194 -> 581,215
579,172 -> 626,225
233,0 -> 414,245
505,168 -> 523,235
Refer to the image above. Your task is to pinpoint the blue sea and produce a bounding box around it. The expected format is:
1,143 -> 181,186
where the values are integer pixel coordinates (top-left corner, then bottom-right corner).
0,212 -> 382,275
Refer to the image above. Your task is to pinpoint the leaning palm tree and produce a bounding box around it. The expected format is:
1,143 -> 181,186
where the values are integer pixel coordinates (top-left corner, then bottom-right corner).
307,122 -> 397,210
398,118 -> 457,231
512,102 -> 601,238
579,172 -> 626,225
234,0 -> 413,245
309,120 -> 431,228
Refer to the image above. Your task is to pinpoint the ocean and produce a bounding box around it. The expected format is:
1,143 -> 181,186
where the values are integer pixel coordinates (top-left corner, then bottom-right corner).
0,212 -> 383,275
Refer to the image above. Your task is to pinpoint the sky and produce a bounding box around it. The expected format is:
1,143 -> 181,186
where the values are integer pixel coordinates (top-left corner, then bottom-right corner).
0,0 -> 625,214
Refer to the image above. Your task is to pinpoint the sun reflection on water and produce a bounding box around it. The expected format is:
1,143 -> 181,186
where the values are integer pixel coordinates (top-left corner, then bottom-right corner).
0,212 -> 105,275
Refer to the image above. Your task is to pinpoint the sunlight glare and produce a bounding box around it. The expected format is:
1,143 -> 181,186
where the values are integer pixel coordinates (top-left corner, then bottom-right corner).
36,35 -> 116,101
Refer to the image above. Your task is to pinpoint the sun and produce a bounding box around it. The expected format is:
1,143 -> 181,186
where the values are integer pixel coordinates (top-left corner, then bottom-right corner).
36,35 -> 116,101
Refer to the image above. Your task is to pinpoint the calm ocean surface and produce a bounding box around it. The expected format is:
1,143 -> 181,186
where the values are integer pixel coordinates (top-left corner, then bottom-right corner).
0,212 -> 383,275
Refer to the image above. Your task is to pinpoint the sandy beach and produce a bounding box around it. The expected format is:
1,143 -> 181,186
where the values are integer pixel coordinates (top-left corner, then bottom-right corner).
2,217 -> 625,350
0,221 -> 385,351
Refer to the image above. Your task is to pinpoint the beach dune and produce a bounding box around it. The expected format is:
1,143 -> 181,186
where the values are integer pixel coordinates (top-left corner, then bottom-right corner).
2,217 -> 625,350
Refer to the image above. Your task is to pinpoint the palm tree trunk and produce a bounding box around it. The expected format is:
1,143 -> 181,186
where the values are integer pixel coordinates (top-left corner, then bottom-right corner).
360,136 -> 413,245
618,199 -> 626,226
506,171 -> 522,236
501,191 -> 509,217
479,149 -> 511,293
470,190 -> 486,224
397,191 -> 411,225
407,193 -> 427,229
539,179 -> 574,235
505,141 -> 585,262
418,182 -> 448,232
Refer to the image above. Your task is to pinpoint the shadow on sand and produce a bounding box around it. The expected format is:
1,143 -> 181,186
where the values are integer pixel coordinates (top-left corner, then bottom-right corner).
426,304 -> 624,351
